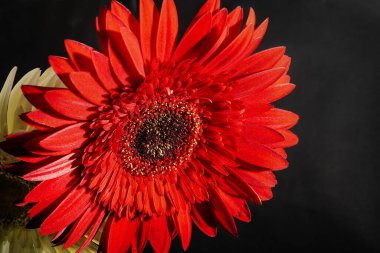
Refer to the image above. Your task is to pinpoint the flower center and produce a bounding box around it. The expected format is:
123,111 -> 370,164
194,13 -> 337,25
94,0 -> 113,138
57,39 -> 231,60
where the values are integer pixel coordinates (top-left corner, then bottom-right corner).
133,113 -> 190,161
120,97 -> 201,176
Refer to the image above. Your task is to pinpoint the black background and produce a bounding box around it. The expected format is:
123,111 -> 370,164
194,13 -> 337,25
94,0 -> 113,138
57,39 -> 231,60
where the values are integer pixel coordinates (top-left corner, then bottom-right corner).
1,0 -> 379,252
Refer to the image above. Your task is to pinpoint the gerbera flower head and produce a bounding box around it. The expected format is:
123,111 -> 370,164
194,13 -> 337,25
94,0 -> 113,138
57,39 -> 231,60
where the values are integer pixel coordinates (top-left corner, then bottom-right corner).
1,0 -> 299,252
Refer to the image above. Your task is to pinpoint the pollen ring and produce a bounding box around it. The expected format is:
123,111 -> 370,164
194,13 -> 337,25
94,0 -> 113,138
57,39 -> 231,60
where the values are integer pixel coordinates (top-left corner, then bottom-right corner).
120,97 -> 201,176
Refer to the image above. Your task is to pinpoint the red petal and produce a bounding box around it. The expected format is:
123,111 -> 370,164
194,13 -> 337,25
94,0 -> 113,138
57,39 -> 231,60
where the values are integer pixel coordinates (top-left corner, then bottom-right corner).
166,182 -> 183,211
209,187 -> 237,236
246,18 -> 269,53
120,27 -> 146,77
191,202 -> 217,237
197,158 -> 229,176
97,7 -> 109,55
149,216 -> 171,253
197,9 -> 228,64
107,41 -> 132,86
243,125 -> 285,144
27,196 -> 66,228
219,193 -> 251,222
224,7 -> 243,45
237,169 -> 277,201
173,13 -> 212,62
91,51 -> 121,92
40,186 -> 92,234
48,56 -> 83,95
28,198 -> 57,220
139,0 -> 159,64
250,184 -> 273,201
64,206 -> 102,249
18,155 -> 49,164
194,0 -> 220,21
21,110 -> 76,130
254,83 -> 296,103
64,40 -> 96,74
27,122 -> 90,152
111,0 -> 140,37
270,129 -> 299,148
236,140 -> 288,170
274,148 -> 287,159
238,169 -> 277,187
156,0 -> 178,62
274,55 -> 291,70
220,168 -> 261,205
23,153 -> 79,181
103,215 -> 140,253
247,108 -> 299,129
245,8 -> 256,27
21,85 -> 71,119
43,89 -> 97,120
3,129 -> 42,144
275,75 -> 291,84
105,10 -> 142,84
206,144 -> 239,167
242,103 -> 274,117
236,47 -> 286,76
25,168 -> 80,204
137,221 -> 151,253
49,55 -> 75,74
76,208 -> 106,252
69,71 -> 109,105
231,68 -> 287,99
175,210 -> 192,251
203,24 -> 255,74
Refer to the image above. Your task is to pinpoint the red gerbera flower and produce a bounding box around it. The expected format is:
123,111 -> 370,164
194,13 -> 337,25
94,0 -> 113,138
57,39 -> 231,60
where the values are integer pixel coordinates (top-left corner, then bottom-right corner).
2,0 -> 299,252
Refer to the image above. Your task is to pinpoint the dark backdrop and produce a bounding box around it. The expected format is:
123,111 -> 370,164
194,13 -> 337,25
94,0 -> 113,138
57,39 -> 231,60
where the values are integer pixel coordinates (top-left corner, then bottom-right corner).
0,0 -> 379,252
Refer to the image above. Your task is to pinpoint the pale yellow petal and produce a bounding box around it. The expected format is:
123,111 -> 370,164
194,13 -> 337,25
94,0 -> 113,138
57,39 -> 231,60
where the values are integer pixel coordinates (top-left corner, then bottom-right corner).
0,67 -> 17,140
38,67 -> 65,88
0,240 -> 10,253
7,68 -> 41,134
